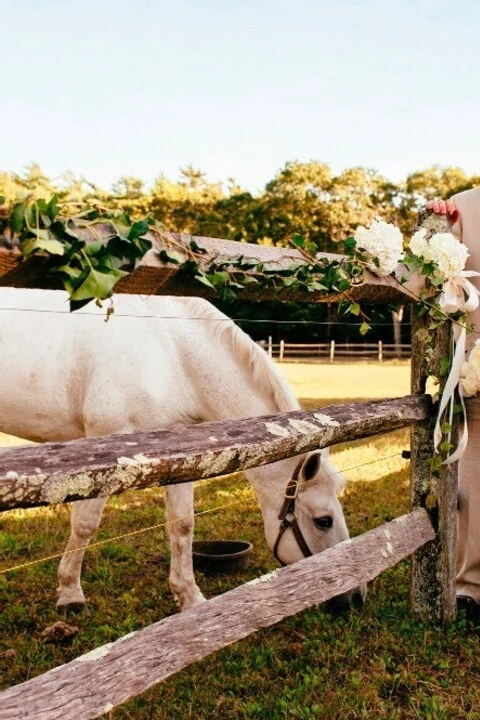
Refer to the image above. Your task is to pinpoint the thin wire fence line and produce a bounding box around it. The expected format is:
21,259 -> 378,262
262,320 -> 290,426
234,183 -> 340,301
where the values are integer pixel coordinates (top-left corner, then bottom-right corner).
0,305 -> 409,327
0,501 -> 239,576
0,450 -> 407,576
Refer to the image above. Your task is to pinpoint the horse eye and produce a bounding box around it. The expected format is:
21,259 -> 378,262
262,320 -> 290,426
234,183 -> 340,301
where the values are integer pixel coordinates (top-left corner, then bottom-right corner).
314,516 -> 333,530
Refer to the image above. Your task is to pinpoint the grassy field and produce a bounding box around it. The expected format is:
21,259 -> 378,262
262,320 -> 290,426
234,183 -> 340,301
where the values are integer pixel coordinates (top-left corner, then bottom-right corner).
1,361 -> 479,719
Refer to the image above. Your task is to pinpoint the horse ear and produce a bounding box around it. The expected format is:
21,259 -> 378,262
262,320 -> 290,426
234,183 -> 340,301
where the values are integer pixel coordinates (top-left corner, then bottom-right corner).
300,450 -> 322,482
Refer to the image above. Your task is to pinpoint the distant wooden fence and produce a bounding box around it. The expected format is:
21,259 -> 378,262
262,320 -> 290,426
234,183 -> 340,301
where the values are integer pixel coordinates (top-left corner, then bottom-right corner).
0,210 -> 458,720
262,339 -> 411,361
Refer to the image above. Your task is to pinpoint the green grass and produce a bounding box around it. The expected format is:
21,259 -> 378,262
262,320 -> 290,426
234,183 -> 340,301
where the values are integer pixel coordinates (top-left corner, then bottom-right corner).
1,363 -> 479,719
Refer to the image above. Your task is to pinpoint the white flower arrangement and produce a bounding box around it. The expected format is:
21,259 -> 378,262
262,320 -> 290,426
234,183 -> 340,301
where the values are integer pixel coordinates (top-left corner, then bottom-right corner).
461,341 -> 480,397
352,219 -> 480,463
354,220 -> 404,277
409,228 -> 470,281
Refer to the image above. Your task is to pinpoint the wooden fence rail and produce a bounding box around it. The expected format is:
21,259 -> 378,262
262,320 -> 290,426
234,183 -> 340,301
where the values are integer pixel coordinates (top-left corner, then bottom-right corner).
0,395 -> 430,510
0,509 -> 435,720
0,227 -> 423,305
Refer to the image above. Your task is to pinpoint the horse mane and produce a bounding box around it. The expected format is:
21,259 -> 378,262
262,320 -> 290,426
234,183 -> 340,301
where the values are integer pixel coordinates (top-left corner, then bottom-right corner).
183,297 -> 300,413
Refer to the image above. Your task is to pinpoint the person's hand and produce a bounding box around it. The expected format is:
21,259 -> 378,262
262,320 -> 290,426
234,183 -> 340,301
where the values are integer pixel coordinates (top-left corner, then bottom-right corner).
426,199 -> 459,223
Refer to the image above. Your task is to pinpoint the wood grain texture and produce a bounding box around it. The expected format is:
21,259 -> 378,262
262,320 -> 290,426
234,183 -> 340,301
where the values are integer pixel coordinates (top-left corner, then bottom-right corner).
0,509 -> 435,720
0,395 -> 432,511
410,310 -> 458,623
0,229 -> 422,304
409,210 -> 458,623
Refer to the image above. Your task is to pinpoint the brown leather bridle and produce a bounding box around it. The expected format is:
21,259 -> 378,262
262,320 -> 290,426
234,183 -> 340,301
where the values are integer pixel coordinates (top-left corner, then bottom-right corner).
273,458 -> 313,566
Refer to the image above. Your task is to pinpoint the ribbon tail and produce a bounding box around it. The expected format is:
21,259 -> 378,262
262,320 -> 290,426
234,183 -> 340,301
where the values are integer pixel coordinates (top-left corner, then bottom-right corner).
433,324 -> 467,463
442,386 -> 468,464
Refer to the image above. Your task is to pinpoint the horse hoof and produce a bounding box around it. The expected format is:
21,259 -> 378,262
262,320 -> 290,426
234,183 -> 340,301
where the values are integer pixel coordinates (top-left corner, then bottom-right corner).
324,588 -> 366,614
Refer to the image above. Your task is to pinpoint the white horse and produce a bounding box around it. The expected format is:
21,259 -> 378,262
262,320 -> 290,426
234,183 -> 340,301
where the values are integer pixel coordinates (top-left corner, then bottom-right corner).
0,289 -> 365,611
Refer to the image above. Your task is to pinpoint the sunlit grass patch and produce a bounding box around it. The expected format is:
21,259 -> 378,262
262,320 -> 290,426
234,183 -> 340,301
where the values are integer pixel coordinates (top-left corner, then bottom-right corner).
1,362 -> 479,719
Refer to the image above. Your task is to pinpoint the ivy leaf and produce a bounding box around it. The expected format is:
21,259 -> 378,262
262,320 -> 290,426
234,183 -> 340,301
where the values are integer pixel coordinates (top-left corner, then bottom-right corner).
219,286 -> 238,301
57,263 -> 83,280
46,195 -> 60,220
158,249 -> 185,264
208,271 -> 231,286
287,262 -> 306,273
128,220 -> 150,239
308,281 -> 328,291
431,454 -> 443,474
110,214 -> 131,240
10,201 -> 27,234
194,273 -> 215,290
189,239 -> 207,253
70,267 -> 128,302
439,357 -> 451,377
349,303 -> 361,316
291,235 -> 305,248
359,322 -> 371,336
82,241 -> 105,256
22,232 -> 65,256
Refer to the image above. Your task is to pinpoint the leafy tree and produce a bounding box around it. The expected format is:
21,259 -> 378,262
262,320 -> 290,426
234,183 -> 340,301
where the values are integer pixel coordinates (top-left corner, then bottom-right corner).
11,163 -> 55,199
260,161 -> 333,249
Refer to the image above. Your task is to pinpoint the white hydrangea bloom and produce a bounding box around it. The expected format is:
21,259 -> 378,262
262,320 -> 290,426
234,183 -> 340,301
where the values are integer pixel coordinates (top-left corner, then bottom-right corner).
427,233 -> 469,280
409,228 -> 429,258
354,220 -> 404,277
460,341 -> 480,396
461,372 -> 479,397
409,230 -> 469,281
468,343 -> 480,370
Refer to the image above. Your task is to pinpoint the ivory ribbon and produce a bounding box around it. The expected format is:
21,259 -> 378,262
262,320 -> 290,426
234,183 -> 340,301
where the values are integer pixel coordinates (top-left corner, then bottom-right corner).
434,271 -> 480,464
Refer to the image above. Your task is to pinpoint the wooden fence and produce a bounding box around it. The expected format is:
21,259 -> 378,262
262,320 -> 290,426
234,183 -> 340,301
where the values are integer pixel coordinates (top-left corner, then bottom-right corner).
0,210 -> 458,719
263,339 -> 411,361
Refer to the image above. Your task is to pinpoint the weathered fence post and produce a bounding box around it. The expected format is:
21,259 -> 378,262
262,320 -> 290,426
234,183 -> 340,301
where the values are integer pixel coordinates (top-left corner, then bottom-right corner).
330,340 -> 335,363
267,335 -> 273,358
410,308 -> 458,623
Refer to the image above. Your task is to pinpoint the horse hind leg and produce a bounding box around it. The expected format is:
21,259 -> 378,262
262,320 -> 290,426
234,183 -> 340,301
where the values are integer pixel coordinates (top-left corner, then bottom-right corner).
165,483 -> 206,610
56,497 -> 107,611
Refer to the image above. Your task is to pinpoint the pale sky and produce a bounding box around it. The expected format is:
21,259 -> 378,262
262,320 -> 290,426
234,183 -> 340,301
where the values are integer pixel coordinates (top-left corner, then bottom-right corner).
1,0 -> 479,192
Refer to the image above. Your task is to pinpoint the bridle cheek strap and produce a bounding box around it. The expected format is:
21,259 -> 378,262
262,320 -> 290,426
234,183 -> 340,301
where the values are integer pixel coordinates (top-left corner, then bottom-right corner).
273,460 -> 314,567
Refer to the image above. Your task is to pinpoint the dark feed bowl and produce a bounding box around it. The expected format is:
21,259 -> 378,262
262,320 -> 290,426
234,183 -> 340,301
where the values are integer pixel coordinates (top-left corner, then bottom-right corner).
192,540 -> 253,574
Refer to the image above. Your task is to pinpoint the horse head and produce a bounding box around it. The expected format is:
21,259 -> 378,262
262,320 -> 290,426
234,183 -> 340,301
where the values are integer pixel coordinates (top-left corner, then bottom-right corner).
253,449 -> 366,610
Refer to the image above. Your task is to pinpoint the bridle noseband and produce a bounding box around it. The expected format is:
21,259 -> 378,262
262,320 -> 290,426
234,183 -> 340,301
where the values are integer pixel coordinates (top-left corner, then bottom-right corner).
273,459 -> 314,566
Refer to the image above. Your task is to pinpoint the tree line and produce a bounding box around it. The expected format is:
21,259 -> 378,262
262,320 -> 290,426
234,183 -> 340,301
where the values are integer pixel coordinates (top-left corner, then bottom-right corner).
1,161 -> 477,344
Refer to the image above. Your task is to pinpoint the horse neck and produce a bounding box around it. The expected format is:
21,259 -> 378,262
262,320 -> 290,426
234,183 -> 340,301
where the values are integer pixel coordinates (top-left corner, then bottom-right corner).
191,308 -> 300,422
181,299 -> 303,511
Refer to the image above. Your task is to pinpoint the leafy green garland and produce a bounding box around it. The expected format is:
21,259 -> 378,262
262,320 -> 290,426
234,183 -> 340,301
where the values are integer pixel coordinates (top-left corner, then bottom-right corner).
0,196 -> 152,310
0,195 -> 371,328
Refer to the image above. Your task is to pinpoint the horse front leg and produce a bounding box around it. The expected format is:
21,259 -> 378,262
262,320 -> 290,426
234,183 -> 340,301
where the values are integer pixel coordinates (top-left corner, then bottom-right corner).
165,482 -> 206,610
56,497 -> 107,610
